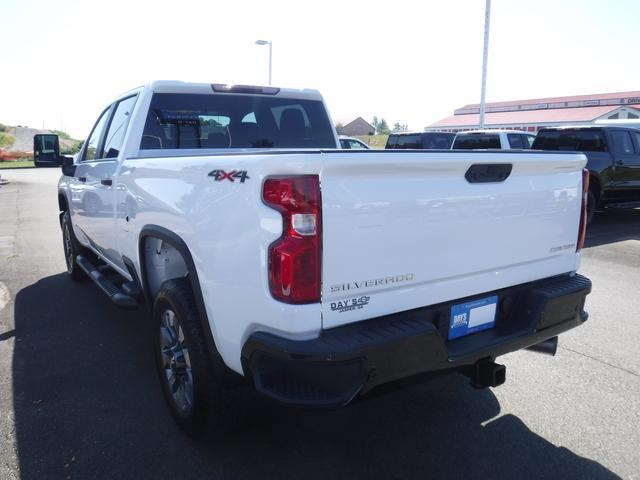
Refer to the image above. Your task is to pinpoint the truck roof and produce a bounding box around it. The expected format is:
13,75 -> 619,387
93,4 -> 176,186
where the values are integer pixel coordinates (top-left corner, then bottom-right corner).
143,80 -> 324,101
539,125 -> 640,132
456,129 -> 533,135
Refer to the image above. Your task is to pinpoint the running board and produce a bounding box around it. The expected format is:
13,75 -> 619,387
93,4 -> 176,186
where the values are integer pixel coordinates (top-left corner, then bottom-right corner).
76,254 -> 139,309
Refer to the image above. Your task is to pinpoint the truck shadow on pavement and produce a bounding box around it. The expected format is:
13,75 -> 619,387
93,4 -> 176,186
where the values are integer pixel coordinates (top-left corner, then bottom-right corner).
584,208 -> 640,249
12,273 -> 619,480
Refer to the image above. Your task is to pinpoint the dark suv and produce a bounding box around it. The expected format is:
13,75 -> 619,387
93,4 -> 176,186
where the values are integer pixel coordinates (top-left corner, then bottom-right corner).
533,126 -> 640,222
386,132 -> 456,150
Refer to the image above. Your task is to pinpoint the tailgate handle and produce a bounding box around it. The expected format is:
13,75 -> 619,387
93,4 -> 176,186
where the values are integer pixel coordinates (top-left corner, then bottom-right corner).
465,163 -> 512,183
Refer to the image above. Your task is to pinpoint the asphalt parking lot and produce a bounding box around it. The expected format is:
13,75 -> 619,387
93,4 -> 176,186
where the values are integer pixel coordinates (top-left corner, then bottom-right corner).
0,168 -> 638,480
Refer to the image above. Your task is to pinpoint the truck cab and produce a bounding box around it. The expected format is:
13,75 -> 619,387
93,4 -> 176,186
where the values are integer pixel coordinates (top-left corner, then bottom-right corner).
533,126 -> 640,221
452,130 -> 536,150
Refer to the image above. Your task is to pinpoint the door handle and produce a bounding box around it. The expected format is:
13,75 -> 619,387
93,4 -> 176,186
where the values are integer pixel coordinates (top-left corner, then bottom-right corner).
101,179 -> 113,186
78,177 -> 87,182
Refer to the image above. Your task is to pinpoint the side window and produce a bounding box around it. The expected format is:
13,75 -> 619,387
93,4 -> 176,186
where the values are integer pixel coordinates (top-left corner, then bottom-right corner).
508,134 -> 524,149
83,108 -> 111,161
103,96 -> 138,158
610,131 -> 634,154
349,140 -> 366,149
386,135 -> 398,149
524,135 -> 536,148
632,132 -> 640,153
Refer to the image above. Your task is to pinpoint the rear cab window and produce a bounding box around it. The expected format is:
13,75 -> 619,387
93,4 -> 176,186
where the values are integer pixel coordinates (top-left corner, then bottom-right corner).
395,134 -> 422,149
453,134 -> 501,149
140,93 -> 336,150
423,133 -> 454,149
507,134 -> 524,149
532,129 -> 608,152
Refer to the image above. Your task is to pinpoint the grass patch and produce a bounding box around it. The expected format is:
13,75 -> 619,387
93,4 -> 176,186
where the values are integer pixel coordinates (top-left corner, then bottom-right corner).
354,134 -> 388,149
0,132 -> 15,148
0,160 -> 34,169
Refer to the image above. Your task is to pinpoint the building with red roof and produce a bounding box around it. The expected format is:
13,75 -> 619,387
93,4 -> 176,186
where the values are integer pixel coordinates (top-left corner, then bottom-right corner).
426,90 -> 640,132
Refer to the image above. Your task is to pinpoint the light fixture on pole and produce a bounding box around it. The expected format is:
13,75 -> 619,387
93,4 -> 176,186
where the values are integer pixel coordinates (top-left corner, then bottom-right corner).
479,0 -> 491,129
255,39 -> 272,86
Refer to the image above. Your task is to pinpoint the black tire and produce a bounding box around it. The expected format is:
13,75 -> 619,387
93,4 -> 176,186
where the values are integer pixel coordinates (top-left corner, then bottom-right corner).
586,188 -> 597,225
153,278 -> 244,439
61,211 -> 85,281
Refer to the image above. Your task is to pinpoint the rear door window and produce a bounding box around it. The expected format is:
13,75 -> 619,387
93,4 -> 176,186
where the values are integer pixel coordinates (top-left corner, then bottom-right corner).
632,132 -> 640,153
610,131 -> 634,154
141,93 -> 335,150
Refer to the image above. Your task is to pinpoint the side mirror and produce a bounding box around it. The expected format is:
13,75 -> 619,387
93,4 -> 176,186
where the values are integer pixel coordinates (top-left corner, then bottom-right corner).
61,155 -> 76,177
33,134 -> 62,167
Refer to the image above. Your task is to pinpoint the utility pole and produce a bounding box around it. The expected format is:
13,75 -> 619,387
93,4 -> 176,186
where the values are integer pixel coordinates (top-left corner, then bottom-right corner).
255,40 -> 273,85
479,0 -> 491,129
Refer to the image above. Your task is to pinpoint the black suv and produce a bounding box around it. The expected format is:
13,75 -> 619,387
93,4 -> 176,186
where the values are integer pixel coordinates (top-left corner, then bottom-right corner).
386,132 -> 456,150
533,126 -> 640,222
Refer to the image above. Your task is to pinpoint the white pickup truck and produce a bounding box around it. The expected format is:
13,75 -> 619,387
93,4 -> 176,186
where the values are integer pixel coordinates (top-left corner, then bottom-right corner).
40,81 -> 592,438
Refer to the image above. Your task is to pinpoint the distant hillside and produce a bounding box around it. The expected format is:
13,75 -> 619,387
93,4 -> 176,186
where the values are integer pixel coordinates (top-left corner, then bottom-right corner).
0,123 -> 82,157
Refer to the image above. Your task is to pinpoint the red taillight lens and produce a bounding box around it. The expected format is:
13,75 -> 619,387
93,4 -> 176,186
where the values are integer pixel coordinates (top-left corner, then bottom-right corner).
577,168 -> 589,252
263,176 -> 321,304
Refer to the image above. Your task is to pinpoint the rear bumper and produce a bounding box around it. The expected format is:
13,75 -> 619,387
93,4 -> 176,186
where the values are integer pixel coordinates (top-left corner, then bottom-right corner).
241,273 -> 591,407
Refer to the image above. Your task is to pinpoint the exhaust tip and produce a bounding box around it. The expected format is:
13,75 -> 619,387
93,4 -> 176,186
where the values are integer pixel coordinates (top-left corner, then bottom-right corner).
526,336 -> 558,356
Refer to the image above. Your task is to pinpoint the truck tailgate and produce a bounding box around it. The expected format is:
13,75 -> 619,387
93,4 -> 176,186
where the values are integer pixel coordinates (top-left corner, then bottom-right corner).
320,151 -> 586,329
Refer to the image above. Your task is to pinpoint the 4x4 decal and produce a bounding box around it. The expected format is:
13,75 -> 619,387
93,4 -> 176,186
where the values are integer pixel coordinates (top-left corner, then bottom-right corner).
208,170 -> 250,183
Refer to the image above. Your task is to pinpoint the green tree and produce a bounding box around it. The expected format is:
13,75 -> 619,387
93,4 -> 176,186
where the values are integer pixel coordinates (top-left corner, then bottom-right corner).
392,122 -> 408,132
377,118 -> 391,135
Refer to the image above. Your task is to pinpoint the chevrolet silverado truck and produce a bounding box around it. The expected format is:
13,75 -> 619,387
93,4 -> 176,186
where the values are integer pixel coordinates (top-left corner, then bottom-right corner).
533,125 -> 640,223
38,81 -> 592,438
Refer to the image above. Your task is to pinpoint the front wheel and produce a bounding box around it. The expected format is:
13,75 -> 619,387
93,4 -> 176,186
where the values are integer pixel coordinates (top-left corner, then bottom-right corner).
153,278 -> 244,439
61,211 -> 84,281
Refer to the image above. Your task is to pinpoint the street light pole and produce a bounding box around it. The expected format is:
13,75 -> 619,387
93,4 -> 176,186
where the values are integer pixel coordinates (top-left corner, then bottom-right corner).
255,39 -> 273,85
479,0 -> 491,129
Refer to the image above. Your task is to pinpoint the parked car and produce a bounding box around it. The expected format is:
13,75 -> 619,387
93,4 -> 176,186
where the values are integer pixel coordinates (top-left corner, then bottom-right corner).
532,126 -> 640,222
40,81 -> 592,439
339,135 -> 370,149
452,130 -> 536,150
385,131 -> 456,149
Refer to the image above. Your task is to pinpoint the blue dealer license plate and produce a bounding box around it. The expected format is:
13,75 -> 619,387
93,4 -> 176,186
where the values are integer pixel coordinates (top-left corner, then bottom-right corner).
448,295 -> 498,340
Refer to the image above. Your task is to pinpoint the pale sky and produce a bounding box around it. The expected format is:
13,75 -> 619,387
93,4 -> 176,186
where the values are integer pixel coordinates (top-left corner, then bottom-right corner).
1,0 -> 639,139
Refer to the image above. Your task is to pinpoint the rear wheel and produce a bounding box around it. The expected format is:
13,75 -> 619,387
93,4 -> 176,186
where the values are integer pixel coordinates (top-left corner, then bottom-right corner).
153,278 -> 244,439
61,211 -> 84,281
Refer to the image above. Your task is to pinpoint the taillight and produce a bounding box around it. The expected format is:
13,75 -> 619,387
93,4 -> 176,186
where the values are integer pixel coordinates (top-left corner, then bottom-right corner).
577,168 -> 589,252
263,175 -> 321,304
